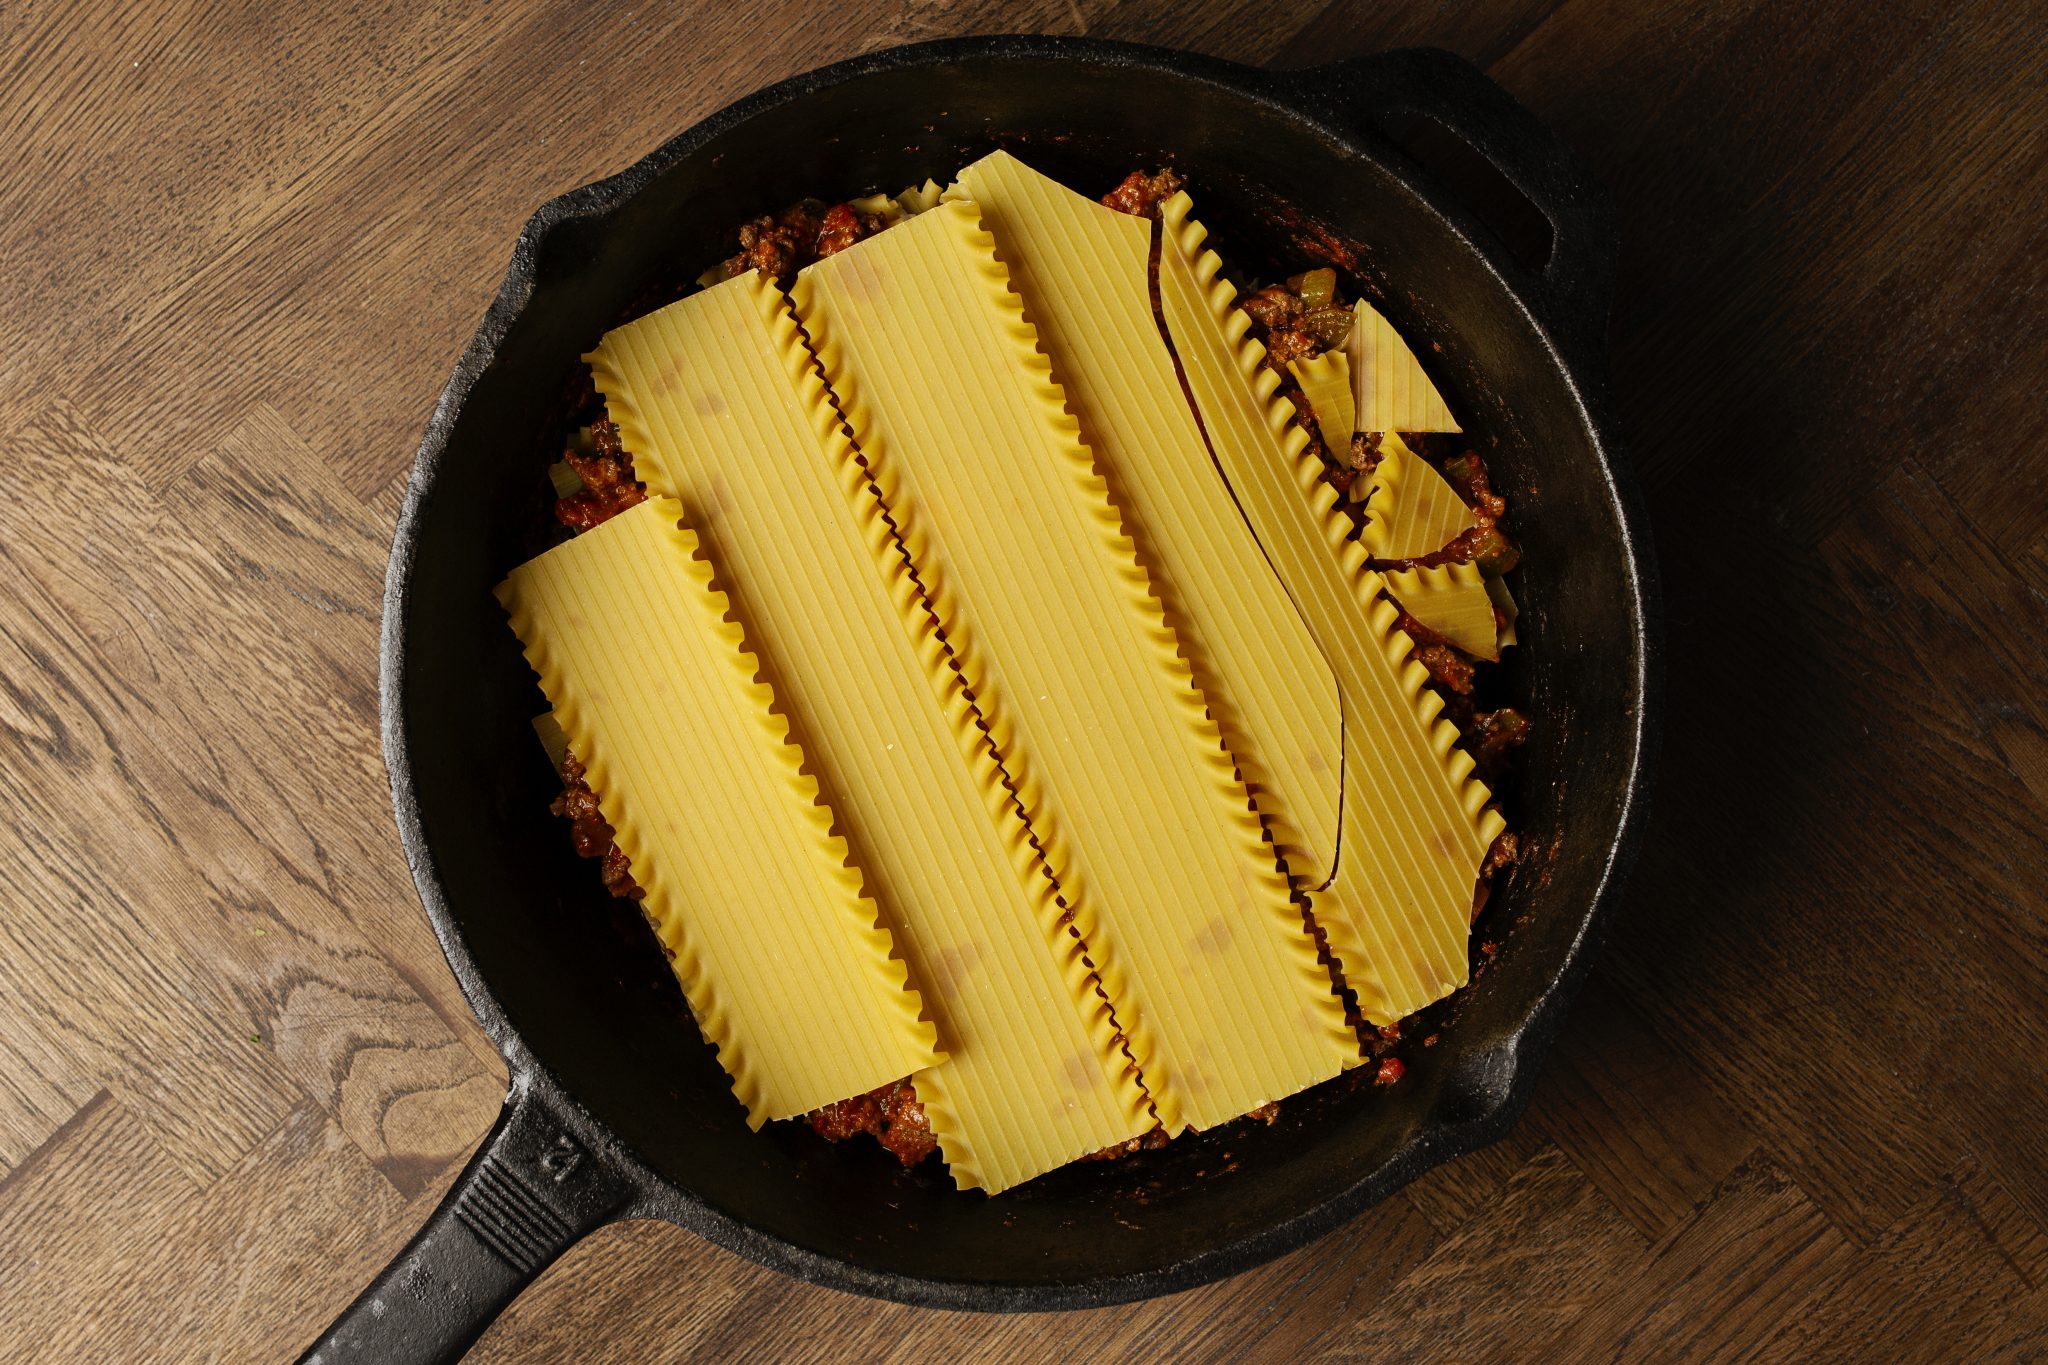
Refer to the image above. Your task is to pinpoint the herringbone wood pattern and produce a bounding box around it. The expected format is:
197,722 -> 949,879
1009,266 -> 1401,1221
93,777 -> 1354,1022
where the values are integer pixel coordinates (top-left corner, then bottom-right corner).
1,1 -> 2043,1360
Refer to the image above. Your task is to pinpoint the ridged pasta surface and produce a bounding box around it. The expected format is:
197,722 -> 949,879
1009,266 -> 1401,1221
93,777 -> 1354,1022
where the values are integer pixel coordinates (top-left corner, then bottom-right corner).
953,150 -> 1344,888
586,273 -> 1148,1192
496,499 -> 939,1124
793,200 -> 1357,1132
1157,192 -> 1505,1023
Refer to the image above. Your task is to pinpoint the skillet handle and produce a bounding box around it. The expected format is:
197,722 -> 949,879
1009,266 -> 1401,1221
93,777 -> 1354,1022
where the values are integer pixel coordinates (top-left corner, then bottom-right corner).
1293,48 -> 1618,375
300,1076 -> 630,1365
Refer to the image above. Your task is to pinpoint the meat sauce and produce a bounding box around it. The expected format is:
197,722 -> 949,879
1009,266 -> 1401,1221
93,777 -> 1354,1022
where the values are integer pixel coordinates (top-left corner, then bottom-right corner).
540,170 -> 1529,1173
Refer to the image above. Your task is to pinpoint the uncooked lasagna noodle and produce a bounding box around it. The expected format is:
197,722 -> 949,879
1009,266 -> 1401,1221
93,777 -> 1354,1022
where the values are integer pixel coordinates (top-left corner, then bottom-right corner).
1487,573 -> 1519,648
1361,432 -> 1480,562
1385,562 -> 1500,660
1157,191 -> 1506,1023
792,200 -> 1357,1133
1288,350 -> 1357,458
1350,299 -> 1462,434
496,498 -> 940,1126
583,273 -> 1147,1191
953,150 -> 1344,889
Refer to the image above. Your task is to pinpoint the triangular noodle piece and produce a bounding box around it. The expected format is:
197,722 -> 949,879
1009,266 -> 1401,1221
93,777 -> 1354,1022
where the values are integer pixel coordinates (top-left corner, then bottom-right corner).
793,201 -> 1357,1132
1487,572 -> 1519,649
1361,432 -> 1479,561
1157,190 -> 1505,1024
893,178 -> 946,216
1350,299 -> 1462,433
1386,562 -> 1500,661
954,148 -> 1343,889
496,499 -> 940,1125
1288,349 -> 1356,453
585,272 -> 1148,1193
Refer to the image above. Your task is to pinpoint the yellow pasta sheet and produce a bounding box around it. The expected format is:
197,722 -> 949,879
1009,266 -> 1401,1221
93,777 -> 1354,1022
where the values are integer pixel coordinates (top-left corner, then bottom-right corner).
531,709 -> 568,774
1385,562 -> 1500,661
1361,432 -> 1479,562
954,150 -> 1343,889
793,200 -> 1356,1133
1158,192 -> 1505,1024
1487,573 -> 1519,649
1350,299 -> 1461,434
1288,350 -> 1356,458
496,499 -> 939,1125
586,273 -> 1146,1192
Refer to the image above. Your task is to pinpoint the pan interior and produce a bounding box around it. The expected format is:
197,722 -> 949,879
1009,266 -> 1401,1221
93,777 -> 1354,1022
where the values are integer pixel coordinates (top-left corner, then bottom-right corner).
392,52 -> 1642,1292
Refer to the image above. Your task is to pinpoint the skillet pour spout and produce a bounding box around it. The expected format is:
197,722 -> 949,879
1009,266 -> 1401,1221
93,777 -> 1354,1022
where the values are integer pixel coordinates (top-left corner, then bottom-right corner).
305,35 -> 1658,1364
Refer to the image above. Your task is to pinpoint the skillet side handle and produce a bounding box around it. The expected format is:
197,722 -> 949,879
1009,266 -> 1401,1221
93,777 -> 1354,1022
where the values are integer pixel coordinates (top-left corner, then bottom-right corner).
300,1076 -> 630,1365
1295,48 -> 1618,376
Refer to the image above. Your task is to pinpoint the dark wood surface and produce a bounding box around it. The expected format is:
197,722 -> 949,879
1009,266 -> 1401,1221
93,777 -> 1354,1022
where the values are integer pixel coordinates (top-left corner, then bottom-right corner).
2,2 -> 2043,1360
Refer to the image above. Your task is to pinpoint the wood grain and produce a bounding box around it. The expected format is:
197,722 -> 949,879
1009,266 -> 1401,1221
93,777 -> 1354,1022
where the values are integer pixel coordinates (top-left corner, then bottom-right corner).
0,1 -> 2042,1360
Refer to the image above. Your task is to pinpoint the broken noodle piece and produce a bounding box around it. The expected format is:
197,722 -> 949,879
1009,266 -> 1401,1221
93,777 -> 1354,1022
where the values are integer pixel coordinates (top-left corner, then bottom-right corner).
1361,432 -> 1481,562
953,149 -> 1344,890
1156,190 -> 1505,1024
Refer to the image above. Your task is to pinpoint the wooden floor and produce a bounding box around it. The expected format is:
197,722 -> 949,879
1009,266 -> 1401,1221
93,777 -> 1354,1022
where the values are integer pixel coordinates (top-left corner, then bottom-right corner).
2,1 -> 2043,1360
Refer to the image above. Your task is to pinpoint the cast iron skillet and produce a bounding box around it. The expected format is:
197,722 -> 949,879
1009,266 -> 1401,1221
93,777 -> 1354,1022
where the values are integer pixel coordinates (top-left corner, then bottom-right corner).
305,35 -> 1658,1364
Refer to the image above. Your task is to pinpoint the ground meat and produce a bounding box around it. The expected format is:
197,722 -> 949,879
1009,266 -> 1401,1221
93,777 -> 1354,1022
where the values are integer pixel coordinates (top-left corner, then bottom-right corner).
1242,284 -> 1303,331
1100,166 -> 1186,219
1239,276 -> 1350,385
1350,432 -> 1384,476
875,1082 -> 938,1166
552,417 -> 646,533
550,751 -> 643,899
1463,708 -> 1531,781
804,1080 -> 937,1167
1438,449 -> 1507,520
806,1090 -> 882,1142
1262,326 -> 1320,371
1396,609 -> 1477,695
1081,1127 -> 1174,1162
815,202 -> 884,258
736,201 -> 827,278
711,198 -> 888,283
1481,829 -> 1520,880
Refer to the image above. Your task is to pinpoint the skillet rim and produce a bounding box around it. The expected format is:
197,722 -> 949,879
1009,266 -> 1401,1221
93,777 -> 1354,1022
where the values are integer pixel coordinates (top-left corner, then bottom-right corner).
378,32 -> 1661,1311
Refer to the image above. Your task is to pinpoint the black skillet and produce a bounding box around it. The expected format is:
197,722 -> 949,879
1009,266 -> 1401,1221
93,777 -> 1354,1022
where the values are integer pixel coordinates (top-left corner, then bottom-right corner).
304,35 -> 1659,1363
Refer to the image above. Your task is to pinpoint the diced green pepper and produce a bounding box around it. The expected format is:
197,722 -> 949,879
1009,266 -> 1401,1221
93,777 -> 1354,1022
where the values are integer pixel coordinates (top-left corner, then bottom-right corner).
1288,267 -> 1338,311
1470,525 -> 1521,575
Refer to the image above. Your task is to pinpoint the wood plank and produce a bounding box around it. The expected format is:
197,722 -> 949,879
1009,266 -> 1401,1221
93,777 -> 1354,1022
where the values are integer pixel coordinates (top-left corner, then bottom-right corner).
1318,1146 -> 1647,1361
1762,1156 -> 2048,1362
1524,972 -> 1757,1241
473,1192 -> 1442,1364
37,0 -> 1337,500
0,1002 -> 99,1177
1270,0 -> 1567,69
0,549 -> 305,1183
0,1093 -> 203,1358
170,405 -> 502,1075
0,1095 -> 412,1360
1498,0 -> 2048,547
1548,1160 -> 1857,1362
4,1 -> 2047,1358
0,403 -> 503,1195
1400,1102 -> 1550,1237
